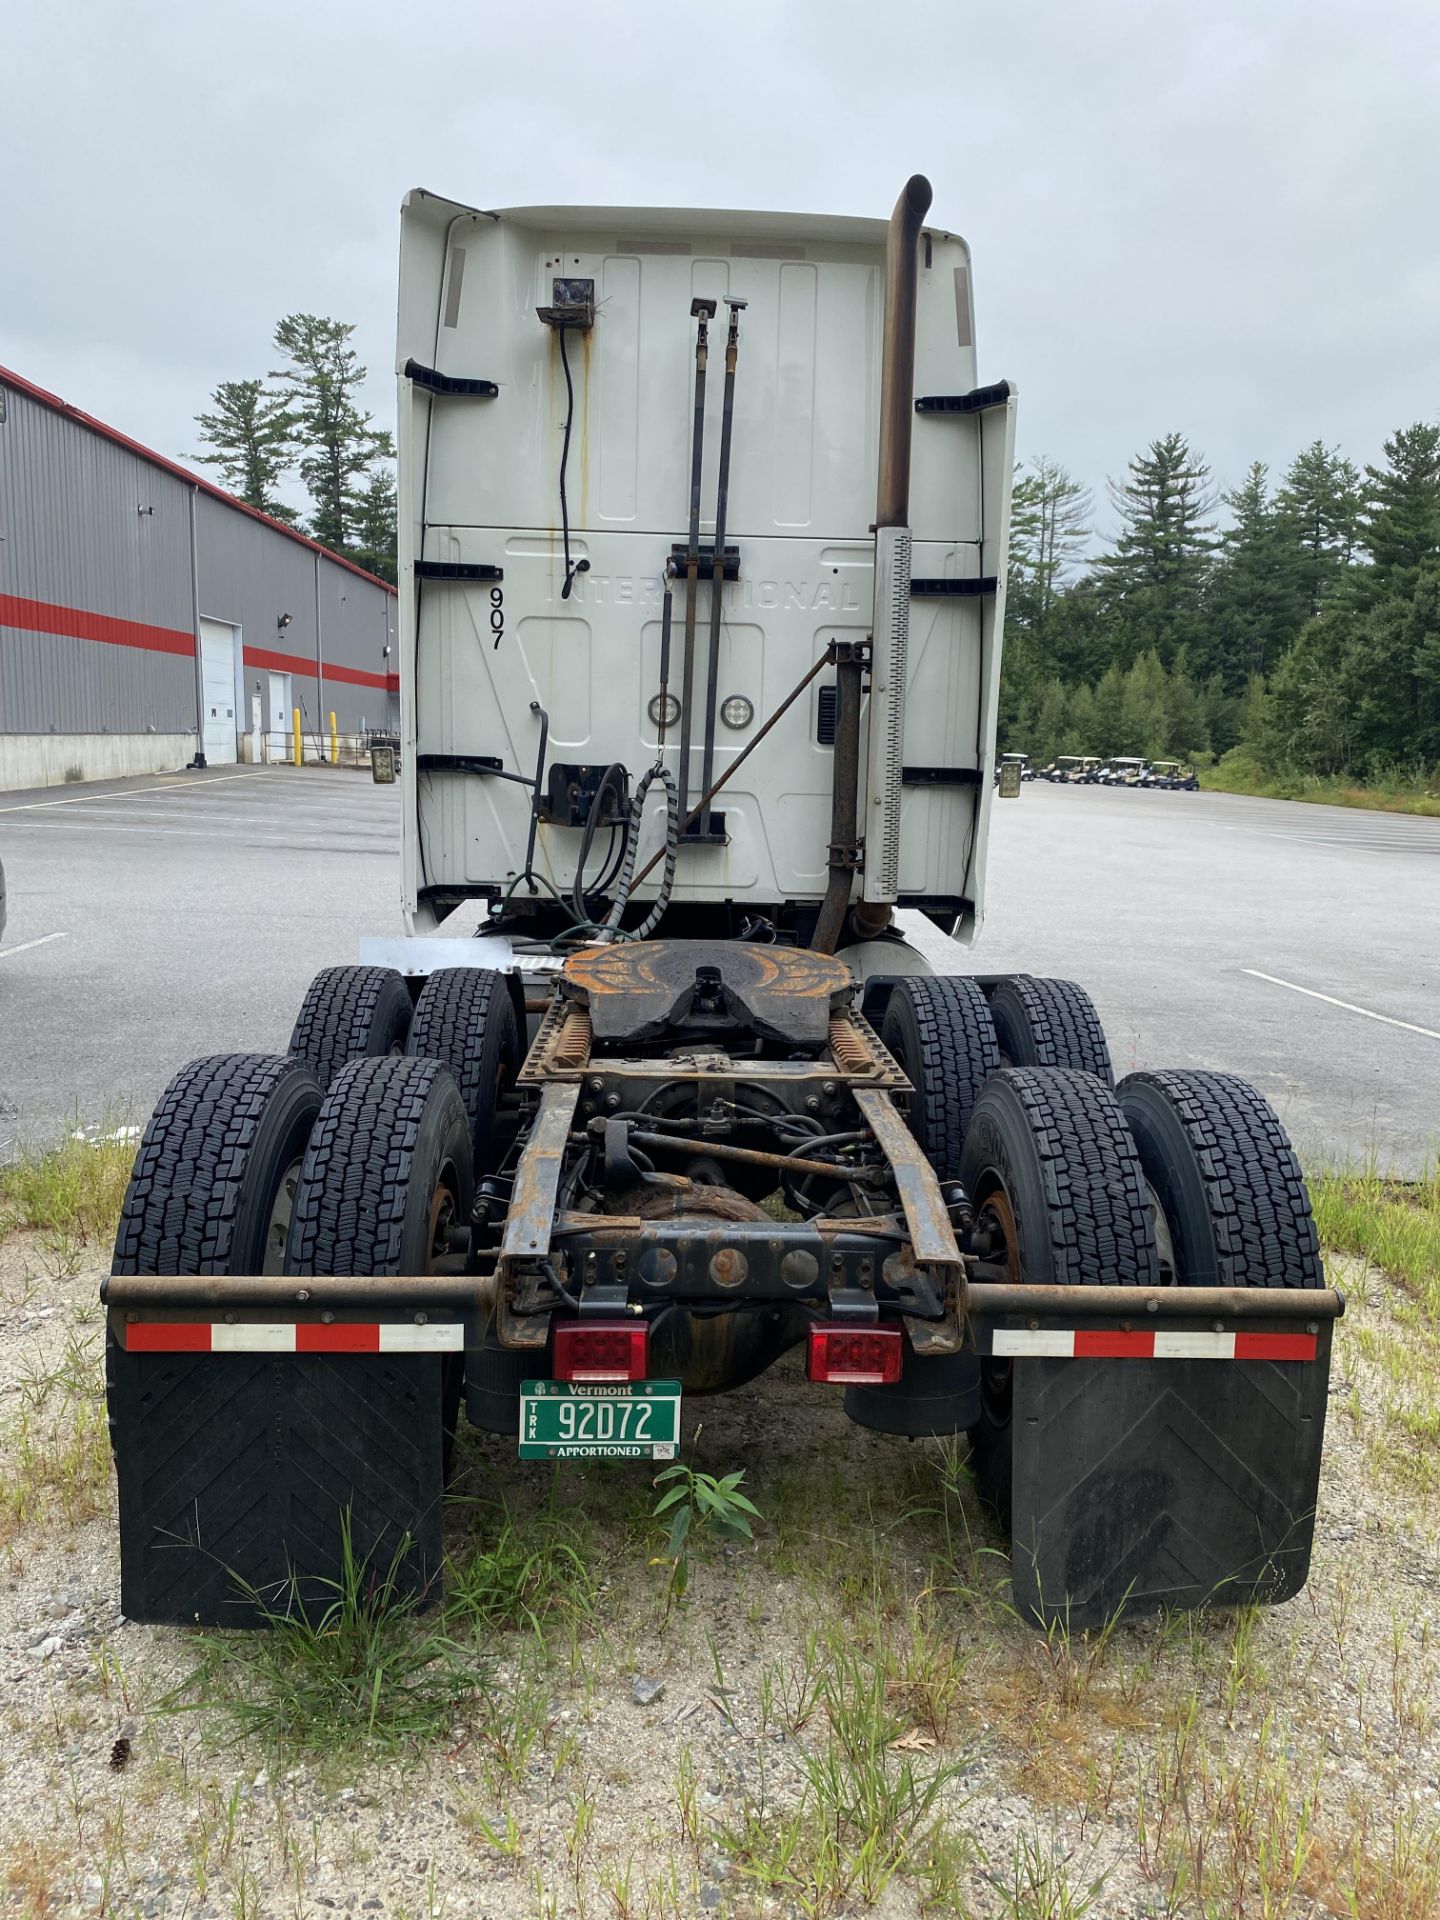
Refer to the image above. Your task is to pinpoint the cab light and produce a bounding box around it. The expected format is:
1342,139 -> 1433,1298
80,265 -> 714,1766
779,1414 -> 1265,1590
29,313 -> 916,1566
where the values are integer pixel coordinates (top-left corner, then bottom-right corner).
806,1323 -> 903,1386
553,1322 -> 649,1383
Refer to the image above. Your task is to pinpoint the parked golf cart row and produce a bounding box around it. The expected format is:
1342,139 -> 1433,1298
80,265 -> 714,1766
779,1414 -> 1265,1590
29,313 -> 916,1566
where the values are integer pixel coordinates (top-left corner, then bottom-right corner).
1034,755 -> 1198,790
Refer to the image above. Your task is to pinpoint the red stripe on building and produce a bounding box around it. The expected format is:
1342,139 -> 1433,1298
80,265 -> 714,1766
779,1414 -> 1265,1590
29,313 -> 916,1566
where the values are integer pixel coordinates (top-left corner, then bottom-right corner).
0,592 -> 195,659
296,1323 -> 381,1353
241,643 -> 398,694
126,1322 -> 213,1352
1073,1328 -> 1156,1358
1234,1331 -> 1317,1362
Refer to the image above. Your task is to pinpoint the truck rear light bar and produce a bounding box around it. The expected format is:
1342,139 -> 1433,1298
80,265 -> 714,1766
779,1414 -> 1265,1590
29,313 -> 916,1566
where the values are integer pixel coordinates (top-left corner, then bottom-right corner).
552,1321 -> 649,1383
806,1322 -> 904,1386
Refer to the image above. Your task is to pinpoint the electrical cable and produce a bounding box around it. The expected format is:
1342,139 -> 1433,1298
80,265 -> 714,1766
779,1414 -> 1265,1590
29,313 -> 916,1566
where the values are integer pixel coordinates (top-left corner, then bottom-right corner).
596,763 -> 680,943
556,327 -> 589,601
571,763 -> 630,925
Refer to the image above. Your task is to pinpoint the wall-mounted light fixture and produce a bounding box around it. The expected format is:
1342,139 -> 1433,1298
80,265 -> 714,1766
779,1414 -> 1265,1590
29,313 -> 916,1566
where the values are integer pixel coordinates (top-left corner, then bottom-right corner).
277,612 -> 293,632
137,504 -> 155,517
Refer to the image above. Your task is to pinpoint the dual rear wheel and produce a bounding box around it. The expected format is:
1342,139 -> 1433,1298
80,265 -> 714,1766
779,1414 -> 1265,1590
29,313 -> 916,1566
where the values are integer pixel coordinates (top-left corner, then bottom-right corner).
115,965 -> 518,1287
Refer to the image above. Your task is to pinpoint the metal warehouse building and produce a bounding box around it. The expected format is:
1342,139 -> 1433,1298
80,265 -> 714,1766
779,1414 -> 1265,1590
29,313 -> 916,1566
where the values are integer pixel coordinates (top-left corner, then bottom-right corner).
0,366 -> 398,790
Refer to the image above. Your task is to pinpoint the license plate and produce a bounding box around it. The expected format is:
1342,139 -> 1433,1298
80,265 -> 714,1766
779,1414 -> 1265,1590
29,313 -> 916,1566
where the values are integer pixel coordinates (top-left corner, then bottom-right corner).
519,1379 -> 682,1461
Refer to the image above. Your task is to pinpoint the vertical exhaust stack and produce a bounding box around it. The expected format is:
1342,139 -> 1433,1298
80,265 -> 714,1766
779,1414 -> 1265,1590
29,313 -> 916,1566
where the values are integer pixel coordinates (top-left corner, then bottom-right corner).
813,174 -> 931,954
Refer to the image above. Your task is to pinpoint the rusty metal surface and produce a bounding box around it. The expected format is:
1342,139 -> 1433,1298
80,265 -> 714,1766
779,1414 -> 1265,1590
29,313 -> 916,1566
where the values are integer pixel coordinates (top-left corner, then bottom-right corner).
852,1087 -> 962,1272
966,1282 -> 1345,1321
561,941 -> 853,1049
501,1083 -> 581,1264
519,999 -> 591,1084
877,174 -> 933,529
102,1274 -> 489,1309
626,1127 -> 886,1187
828,1013 -> 909,1088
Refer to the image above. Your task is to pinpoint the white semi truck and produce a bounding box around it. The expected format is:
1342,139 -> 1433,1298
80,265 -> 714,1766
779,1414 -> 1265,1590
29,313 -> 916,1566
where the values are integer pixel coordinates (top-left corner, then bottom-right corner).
104,179 -> 1338,1631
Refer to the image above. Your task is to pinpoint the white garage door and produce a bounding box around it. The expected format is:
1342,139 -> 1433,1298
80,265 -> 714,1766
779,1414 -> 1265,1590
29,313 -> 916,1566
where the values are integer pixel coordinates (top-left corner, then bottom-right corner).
199,619 -> 239,765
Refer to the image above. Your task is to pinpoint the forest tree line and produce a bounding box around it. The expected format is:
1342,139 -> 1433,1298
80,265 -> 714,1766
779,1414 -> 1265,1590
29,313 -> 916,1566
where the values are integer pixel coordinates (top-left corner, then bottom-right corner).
1000,424 -> 1440,785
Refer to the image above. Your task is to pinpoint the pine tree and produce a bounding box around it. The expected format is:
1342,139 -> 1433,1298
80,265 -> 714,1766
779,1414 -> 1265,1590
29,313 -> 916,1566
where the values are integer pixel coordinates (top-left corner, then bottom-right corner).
1060,682 -> 1099,756
271,315 -> 395,555
1008,458 -> 1092,639
194,379 -> 296,520
1262,612 -> 1358,775
1165,651 -> 1209,756
1203,463 -> 1304,685
1032,679 -> 1069,764
1092,661 -> 1127,755
1098,433 -> 1216,664
1360,424 -> 1440,602
1274,441 -> 1362,618
351,467 -> 398,584
1119,651 -> 1171,755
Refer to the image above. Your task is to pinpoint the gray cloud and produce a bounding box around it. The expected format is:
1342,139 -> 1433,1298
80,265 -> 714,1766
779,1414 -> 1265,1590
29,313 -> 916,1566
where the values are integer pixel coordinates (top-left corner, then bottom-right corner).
5,0 -> 1437,534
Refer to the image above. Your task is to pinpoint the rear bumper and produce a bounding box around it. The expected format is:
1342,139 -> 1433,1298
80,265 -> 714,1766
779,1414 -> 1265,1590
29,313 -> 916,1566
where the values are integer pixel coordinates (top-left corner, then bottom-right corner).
104,1274 -> 1340,1629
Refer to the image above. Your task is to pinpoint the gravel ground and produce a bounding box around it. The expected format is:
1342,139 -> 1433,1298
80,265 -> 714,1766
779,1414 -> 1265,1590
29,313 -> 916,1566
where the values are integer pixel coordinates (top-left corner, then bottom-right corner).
2,1233 -> 1438,1919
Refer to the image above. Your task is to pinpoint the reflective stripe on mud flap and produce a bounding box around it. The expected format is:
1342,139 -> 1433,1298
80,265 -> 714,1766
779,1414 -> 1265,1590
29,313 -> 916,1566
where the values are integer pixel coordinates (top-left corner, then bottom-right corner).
123,1322 -> 464,1353
993,1328 -> 1318,1361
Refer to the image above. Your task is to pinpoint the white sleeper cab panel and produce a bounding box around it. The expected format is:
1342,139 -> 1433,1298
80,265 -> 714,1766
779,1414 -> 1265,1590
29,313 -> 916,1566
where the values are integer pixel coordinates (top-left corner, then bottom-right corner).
397,194 -> 1013,935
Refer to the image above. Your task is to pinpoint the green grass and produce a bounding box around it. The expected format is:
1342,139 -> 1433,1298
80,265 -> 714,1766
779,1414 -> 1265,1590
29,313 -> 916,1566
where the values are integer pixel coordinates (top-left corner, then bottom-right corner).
444,1503 -> 598,1644
1310,1168 -> 1440,1310
0,1122 -> 137,1255
172,1518 -> 489,1758
1201,750 -> 1440,817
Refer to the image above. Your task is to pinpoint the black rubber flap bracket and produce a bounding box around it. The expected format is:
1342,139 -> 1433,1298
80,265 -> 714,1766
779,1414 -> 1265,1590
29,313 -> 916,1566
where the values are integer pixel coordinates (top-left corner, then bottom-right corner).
414,561 -> 504,582
910,577 -> 997,598
914,381 -> 1012,415
404,359 -> 499,399
902,767 -> 983,786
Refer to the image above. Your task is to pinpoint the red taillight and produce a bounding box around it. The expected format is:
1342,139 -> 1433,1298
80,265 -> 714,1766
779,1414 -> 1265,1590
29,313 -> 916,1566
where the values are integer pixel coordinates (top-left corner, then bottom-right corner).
806,1322 -> 903,1386
552,1321 -> 649,1383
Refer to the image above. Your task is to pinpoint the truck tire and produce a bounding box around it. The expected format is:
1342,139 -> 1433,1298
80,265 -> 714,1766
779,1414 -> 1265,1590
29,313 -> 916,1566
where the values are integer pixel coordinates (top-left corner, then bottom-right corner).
988,975 -> 1113,1086
286,1056 -> 474,1278
286,1056 -> 474,1480
880,975 -> 1000,1179
958,1067 -> 1159,1526
1118,1070 -> 1323,1291
289,965 -> 413,1093
405,968 -> 520,1171
112,1053 -> 323,1276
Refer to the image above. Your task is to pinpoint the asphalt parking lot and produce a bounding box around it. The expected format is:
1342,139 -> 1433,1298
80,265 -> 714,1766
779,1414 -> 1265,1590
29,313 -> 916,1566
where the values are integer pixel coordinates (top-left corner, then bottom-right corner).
0,766 -> 402,1156
910,779 -> 1439,1174
1,766 -> 1436,1173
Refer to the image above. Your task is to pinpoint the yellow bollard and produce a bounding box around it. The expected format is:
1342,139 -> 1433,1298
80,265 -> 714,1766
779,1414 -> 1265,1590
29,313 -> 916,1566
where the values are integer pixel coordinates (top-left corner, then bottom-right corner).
329,712 -> 338,766
292,708 -> 303,767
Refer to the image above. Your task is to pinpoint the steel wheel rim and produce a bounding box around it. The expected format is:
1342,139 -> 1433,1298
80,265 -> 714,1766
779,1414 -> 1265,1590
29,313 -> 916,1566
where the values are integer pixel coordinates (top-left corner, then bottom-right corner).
264,1156 -> 304,1276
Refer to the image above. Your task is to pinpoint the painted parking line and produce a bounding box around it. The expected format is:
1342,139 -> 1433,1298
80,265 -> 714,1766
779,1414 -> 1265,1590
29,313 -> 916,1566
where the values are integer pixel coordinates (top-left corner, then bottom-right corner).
1243,969 -> 1440,1042
0,771 -> 267,814
0,931 -> 68,960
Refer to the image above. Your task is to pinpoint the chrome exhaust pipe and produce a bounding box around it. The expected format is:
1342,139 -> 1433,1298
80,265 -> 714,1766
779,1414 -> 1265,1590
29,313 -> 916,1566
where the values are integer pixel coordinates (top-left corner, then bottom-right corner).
814,174 -> 931,955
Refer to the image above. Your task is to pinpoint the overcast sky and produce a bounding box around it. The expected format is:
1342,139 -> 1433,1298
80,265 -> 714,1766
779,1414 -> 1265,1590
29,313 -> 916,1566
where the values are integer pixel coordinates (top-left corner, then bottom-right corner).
5,0 -> 1438,535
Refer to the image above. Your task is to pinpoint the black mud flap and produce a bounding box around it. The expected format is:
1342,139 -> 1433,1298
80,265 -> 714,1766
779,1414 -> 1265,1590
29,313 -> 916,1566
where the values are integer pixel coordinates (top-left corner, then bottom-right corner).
1007,1324 -> 1333,1631
108,1340 -> 447,1627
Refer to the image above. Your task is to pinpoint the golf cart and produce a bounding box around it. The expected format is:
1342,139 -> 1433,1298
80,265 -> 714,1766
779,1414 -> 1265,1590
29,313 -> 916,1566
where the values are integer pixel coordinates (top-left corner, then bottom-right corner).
1102,757 -> 1150,787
